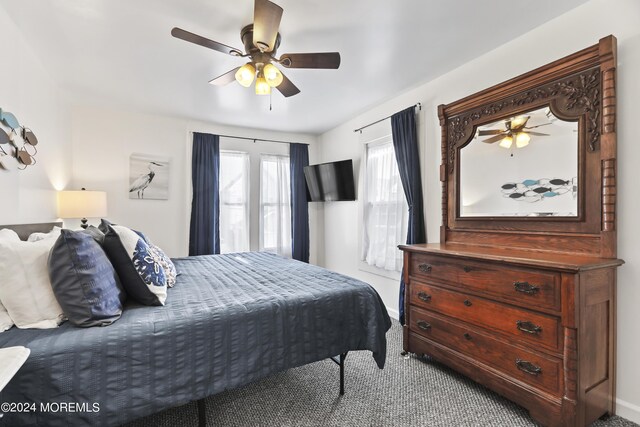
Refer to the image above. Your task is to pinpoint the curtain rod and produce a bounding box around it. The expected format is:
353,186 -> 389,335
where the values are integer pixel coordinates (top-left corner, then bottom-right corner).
353,103 -> 422,134
210,133 -> 310,146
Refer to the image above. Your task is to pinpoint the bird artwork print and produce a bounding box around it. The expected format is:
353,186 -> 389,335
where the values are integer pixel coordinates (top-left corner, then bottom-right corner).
129,155 -> 170,200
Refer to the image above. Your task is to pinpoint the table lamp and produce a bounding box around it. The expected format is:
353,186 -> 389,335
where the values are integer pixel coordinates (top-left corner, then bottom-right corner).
57,188 -> 108,229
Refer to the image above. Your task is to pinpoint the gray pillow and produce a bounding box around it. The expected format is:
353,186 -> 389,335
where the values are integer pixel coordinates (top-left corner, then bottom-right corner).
48,229 -> 126,327
84,225 -> 105,245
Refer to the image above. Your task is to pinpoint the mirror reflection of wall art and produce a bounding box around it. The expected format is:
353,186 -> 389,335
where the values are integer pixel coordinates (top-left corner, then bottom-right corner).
501,177 -> 577,203
129,153 -> 170,200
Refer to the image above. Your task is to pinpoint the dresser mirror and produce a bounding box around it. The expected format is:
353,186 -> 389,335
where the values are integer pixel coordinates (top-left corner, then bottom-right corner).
459,106 -> 578,218
438,35 -> 617,257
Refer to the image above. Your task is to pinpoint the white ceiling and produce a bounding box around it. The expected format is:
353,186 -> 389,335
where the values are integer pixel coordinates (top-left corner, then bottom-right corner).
0,0 -> 589,134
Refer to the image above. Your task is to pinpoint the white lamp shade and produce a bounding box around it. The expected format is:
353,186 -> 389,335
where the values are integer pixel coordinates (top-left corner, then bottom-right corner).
57,190 -> 108,219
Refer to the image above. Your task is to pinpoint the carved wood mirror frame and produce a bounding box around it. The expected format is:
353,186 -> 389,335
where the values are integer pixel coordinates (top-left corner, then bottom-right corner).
438,36 -> 617,258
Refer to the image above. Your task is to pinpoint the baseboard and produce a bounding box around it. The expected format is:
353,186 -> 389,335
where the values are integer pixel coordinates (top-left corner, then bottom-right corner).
616,397 -> 640,424
386,306 -> 399,320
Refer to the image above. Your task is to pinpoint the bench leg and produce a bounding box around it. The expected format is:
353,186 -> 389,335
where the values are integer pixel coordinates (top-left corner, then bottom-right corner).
339,352 -> 346,395
197,399 -> 206,427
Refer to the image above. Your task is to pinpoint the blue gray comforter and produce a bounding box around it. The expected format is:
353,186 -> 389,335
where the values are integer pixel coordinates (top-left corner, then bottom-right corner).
0,252 -> 391,426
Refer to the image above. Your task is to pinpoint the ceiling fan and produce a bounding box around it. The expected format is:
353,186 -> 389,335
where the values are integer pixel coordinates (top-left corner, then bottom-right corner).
478,116 -> 550,149
171,0 -> 341,97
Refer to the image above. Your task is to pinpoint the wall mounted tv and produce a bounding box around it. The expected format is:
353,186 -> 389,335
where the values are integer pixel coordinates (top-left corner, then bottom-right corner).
304,159 -> 356,202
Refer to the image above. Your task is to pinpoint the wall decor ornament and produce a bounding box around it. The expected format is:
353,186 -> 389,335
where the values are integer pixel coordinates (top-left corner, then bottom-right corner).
129,153 -> 170,200
0,108 -> 39,171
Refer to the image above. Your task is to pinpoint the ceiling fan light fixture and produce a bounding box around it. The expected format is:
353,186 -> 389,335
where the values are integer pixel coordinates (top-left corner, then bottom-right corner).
499,136 -> 513,149
255,74 -> 271,95
235,63 -> 256,87
511,115 -> 529,128
263,63 -> 283,87
516,132 -> 531,148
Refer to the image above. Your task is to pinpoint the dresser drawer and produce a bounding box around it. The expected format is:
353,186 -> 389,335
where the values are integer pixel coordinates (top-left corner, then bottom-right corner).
409,282 -> 560,352
408,253 -> 560,311
408,306 -> 562,396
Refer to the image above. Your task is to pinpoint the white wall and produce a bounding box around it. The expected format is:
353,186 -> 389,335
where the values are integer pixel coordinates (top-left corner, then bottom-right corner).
318,0 -> 640,421
0,6 -> 71,224
70,106 -> 321,263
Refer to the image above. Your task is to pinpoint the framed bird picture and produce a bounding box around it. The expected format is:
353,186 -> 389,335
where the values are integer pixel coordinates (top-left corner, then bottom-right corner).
129,153 -> 170,200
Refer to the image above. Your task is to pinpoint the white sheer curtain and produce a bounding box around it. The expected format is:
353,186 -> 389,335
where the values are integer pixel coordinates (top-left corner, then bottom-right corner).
260,154 -> 291,257
361,138 -> 407,271
219,150 -> 250,253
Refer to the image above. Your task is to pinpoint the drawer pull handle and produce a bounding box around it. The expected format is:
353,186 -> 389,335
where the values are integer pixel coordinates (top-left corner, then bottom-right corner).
515,359 -> 542,376
463,266 -> 472,273
418,263 -> 432,273
417,320 -> 431,331
516,320 -> 542,335
514,281 -> 540,295
463,333 -> 472,340
417,292 -> 432,302
463,299 -> 472,307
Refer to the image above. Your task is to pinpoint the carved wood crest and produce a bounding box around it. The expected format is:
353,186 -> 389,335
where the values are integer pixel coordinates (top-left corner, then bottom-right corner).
446,67 -> 602,172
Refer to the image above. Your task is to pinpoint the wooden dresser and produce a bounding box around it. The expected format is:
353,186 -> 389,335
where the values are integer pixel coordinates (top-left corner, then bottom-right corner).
400,244 -> 622,426
400,36 -> 623,426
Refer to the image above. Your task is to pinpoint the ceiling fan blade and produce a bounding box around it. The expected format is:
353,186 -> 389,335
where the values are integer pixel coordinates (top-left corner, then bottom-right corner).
482,134 -> 506,144
209,67 -> 241,86
253,0 -> 283,52
526,131 -> 550,136
276,72 -> 300,97
279,52 -> 341,69
526,123 -> 553,129
478,129 -> 504,136
171,27 -> 243,56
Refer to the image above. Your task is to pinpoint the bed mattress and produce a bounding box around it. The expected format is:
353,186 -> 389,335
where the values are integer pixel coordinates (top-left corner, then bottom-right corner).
0,252 -> 391,426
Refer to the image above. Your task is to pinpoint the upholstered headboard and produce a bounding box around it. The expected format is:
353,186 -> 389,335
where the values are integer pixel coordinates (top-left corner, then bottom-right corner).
0,222 -> 63,241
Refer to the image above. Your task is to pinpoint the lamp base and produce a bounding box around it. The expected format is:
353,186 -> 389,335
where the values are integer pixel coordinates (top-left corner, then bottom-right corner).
80,218 -> 88,229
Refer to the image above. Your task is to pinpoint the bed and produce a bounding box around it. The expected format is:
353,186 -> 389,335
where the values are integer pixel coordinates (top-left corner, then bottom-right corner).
0,223 -> 392,426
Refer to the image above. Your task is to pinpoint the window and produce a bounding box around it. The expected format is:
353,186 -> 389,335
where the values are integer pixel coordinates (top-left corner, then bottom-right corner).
361,137 -> 407,272
260,154 -> 291,257
219,150 -> 250,253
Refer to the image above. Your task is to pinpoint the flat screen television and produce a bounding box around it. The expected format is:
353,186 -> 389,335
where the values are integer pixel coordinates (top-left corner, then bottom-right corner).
304,159 -> 356,202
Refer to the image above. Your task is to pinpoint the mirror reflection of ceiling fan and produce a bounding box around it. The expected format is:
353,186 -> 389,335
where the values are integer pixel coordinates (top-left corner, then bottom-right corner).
478,115 -> 551,149
171,0 -> 341,98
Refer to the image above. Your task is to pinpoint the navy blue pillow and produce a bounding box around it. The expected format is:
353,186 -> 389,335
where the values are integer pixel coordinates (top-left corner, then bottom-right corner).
48,229 -> 126,327
102,225 -> 167,306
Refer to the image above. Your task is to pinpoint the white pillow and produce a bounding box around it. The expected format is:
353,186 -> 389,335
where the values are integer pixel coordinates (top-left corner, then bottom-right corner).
0,301 -> 13,332
0,239 -> 65,329
27,226 -> 62,242
0,229 -> 20,243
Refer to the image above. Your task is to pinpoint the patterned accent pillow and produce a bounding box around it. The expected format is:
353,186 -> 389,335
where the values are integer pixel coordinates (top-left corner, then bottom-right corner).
134,231 -> 177,288
102,225 -> 167,306
147,244 -> 177,287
